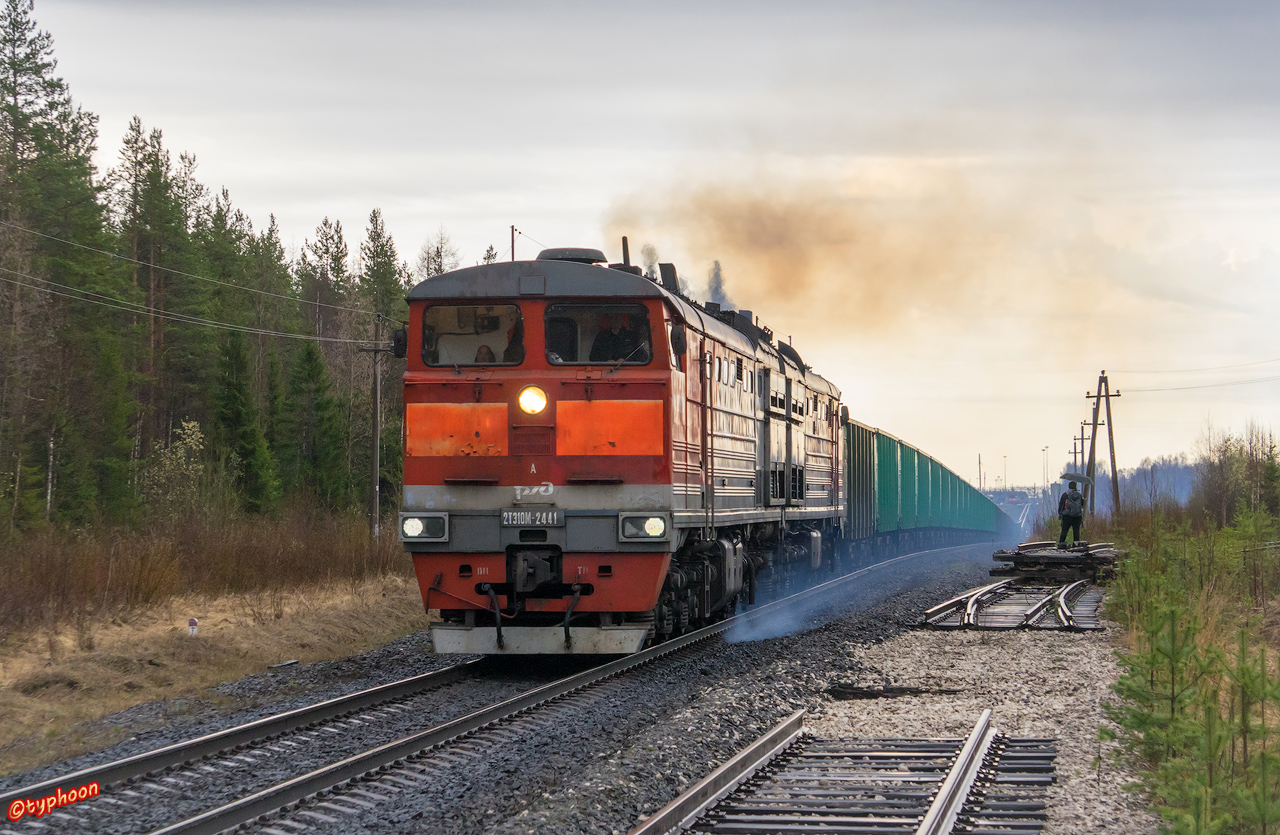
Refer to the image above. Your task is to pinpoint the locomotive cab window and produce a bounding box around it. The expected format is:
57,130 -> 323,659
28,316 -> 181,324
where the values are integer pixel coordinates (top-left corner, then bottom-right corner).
544,303 -> 652,365
422,304 -> 524,366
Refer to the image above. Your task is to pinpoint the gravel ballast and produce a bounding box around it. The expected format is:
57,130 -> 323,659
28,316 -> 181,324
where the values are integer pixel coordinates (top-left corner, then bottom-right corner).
4,544 -> 1160,835
808,628 -> 1161,834
255,544 -> 1158,835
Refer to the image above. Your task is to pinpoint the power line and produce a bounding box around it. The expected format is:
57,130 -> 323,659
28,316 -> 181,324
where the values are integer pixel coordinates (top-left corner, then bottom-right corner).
1113,357 -> 1280,374
516,229 -> 549,250
0,218 -> 376,317
0,265 -> 372,345
1127,374 -> 1280,393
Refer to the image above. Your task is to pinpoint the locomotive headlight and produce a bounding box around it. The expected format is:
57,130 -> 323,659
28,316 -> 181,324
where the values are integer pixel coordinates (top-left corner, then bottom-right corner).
400,513 -> 447,541
621,515 -> 668,539
518,385 -> 548,415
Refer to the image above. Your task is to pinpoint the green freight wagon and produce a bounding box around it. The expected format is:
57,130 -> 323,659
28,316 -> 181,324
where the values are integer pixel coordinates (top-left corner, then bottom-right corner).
874,431 -> 900,540
842,413 -> 876,547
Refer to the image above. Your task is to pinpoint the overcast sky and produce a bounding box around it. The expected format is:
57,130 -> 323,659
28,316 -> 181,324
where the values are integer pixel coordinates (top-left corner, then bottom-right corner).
38,0 -> 1280,489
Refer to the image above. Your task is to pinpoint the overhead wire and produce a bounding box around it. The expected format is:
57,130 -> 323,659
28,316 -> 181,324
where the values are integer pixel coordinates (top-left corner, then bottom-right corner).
0,265 -> 374,345
515,229 -> 549,251
1113,357 -> 1280,374
0,218 -> 376,317
1125,374 -> 1280,393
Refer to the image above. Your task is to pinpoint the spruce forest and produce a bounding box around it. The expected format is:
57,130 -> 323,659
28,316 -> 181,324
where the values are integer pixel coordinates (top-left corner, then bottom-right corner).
0,0 -> 476,632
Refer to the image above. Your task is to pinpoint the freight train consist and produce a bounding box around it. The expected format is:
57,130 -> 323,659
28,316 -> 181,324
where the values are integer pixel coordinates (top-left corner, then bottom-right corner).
397,245 -> 1007,654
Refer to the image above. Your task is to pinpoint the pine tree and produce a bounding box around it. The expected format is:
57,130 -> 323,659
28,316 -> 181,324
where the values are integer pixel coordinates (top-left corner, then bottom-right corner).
295,217 -> 350,339
482,244 -> 498,264
281,341 -> 345,507
248,216 -> 300,389
358,208 -> 408,320
263,350 -> 285,458
108,118 -> 213,452
215,331 -> 278,513
0,0 -> 134,527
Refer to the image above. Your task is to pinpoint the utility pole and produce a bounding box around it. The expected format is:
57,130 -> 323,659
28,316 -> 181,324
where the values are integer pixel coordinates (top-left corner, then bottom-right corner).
1085,371 -> 1122,514
1084,373 -> 1104,513
1077,421 -> 1092,511
358,314 -> 394,542
371,314 -> 381,539
1101,372 -> 1122,511
1041,446 -> 1049,494
978,454 -> 983,491
511,225 -> 517,262
1003,455 -> 1007,493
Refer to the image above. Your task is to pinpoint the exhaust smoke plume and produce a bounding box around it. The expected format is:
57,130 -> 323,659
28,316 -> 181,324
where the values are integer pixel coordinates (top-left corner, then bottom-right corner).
707,260 -> 734,309
606,158 -> 1120,338
605,154 -> 1272,474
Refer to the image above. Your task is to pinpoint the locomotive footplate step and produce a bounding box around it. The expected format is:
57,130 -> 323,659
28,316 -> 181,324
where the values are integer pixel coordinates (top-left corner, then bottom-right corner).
630,710 -> 1057,835
922,579 -> 1105,630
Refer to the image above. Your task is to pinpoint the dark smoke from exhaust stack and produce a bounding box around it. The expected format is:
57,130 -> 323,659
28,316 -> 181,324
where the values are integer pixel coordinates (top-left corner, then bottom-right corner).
604,159 -> 1141,342
707,260 -> 734,309
640,243 -> 660,281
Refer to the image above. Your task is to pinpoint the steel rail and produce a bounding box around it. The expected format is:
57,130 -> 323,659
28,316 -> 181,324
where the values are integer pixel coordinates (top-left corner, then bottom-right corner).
0,658 -> 486,808
147,545 -> 970,835
915,708 -> 997,835
1052,579 -> 1087,628
962,580 -> 1011,626
627,710 -> 806,835
922,579 -> 1009,624
1019,584 -> 1065,627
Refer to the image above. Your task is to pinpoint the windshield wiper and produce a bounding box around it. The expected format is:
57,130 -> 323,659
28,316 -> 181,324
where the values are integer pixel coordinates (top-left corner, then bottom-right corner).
608,342 -> 648,373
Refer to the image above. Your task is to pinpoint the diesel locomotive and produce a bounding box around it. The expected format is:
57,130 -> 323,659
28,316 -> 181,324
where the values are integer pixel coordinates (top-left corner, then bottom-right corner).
397,244 -> 1004,654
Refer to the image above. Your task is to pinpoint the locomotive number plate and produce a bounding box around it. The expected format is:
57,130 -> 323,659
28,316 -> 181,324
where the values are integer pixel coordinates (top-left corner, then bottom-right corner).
501,509 -> 565,527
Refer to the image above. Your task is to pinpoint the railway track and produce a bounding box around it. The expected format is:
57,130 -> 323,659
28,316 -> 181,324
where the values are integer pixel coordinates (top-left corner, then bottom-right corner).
3,547 -> 964,835
922,579 -> 1104,630
630,710 -> 1056,835
0,659 -> 497,833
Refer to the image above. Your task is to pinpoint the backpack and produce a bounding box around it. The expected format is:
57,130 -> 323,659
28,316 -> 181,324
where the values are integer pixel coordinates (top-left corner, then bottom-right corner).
1064,490 -> 1084,516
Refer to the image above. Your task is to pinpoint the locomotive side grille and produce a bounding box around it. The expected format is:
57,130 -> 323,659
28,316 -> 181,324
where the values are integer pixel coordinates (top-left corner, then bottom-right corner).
510,426 -> 554,455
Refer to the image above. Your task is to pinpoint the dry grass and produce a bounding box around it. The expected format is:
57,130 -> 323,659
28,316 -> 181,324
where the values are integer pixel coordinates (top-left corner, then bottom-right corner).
0,575 -> 432,777
0,506 -> 411,635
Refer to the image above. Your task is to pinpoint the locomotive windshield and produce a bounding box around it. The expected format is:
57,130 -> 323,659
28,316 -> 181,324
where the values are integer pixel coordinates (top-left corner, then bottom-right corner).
544,303 -> 652,365
422,304 -> 524,366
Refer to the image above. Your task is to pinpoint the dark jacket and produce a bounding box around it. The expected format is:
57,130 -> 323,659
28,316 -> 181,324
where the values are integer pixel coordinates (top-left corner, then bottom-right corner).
1060,488 -> 1084,518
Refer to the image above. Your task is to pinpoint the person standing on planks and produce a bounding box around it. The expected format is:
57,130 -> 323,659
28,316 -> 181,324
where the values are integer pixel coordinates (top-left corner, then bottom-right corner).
1057,481 -> 1085,548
